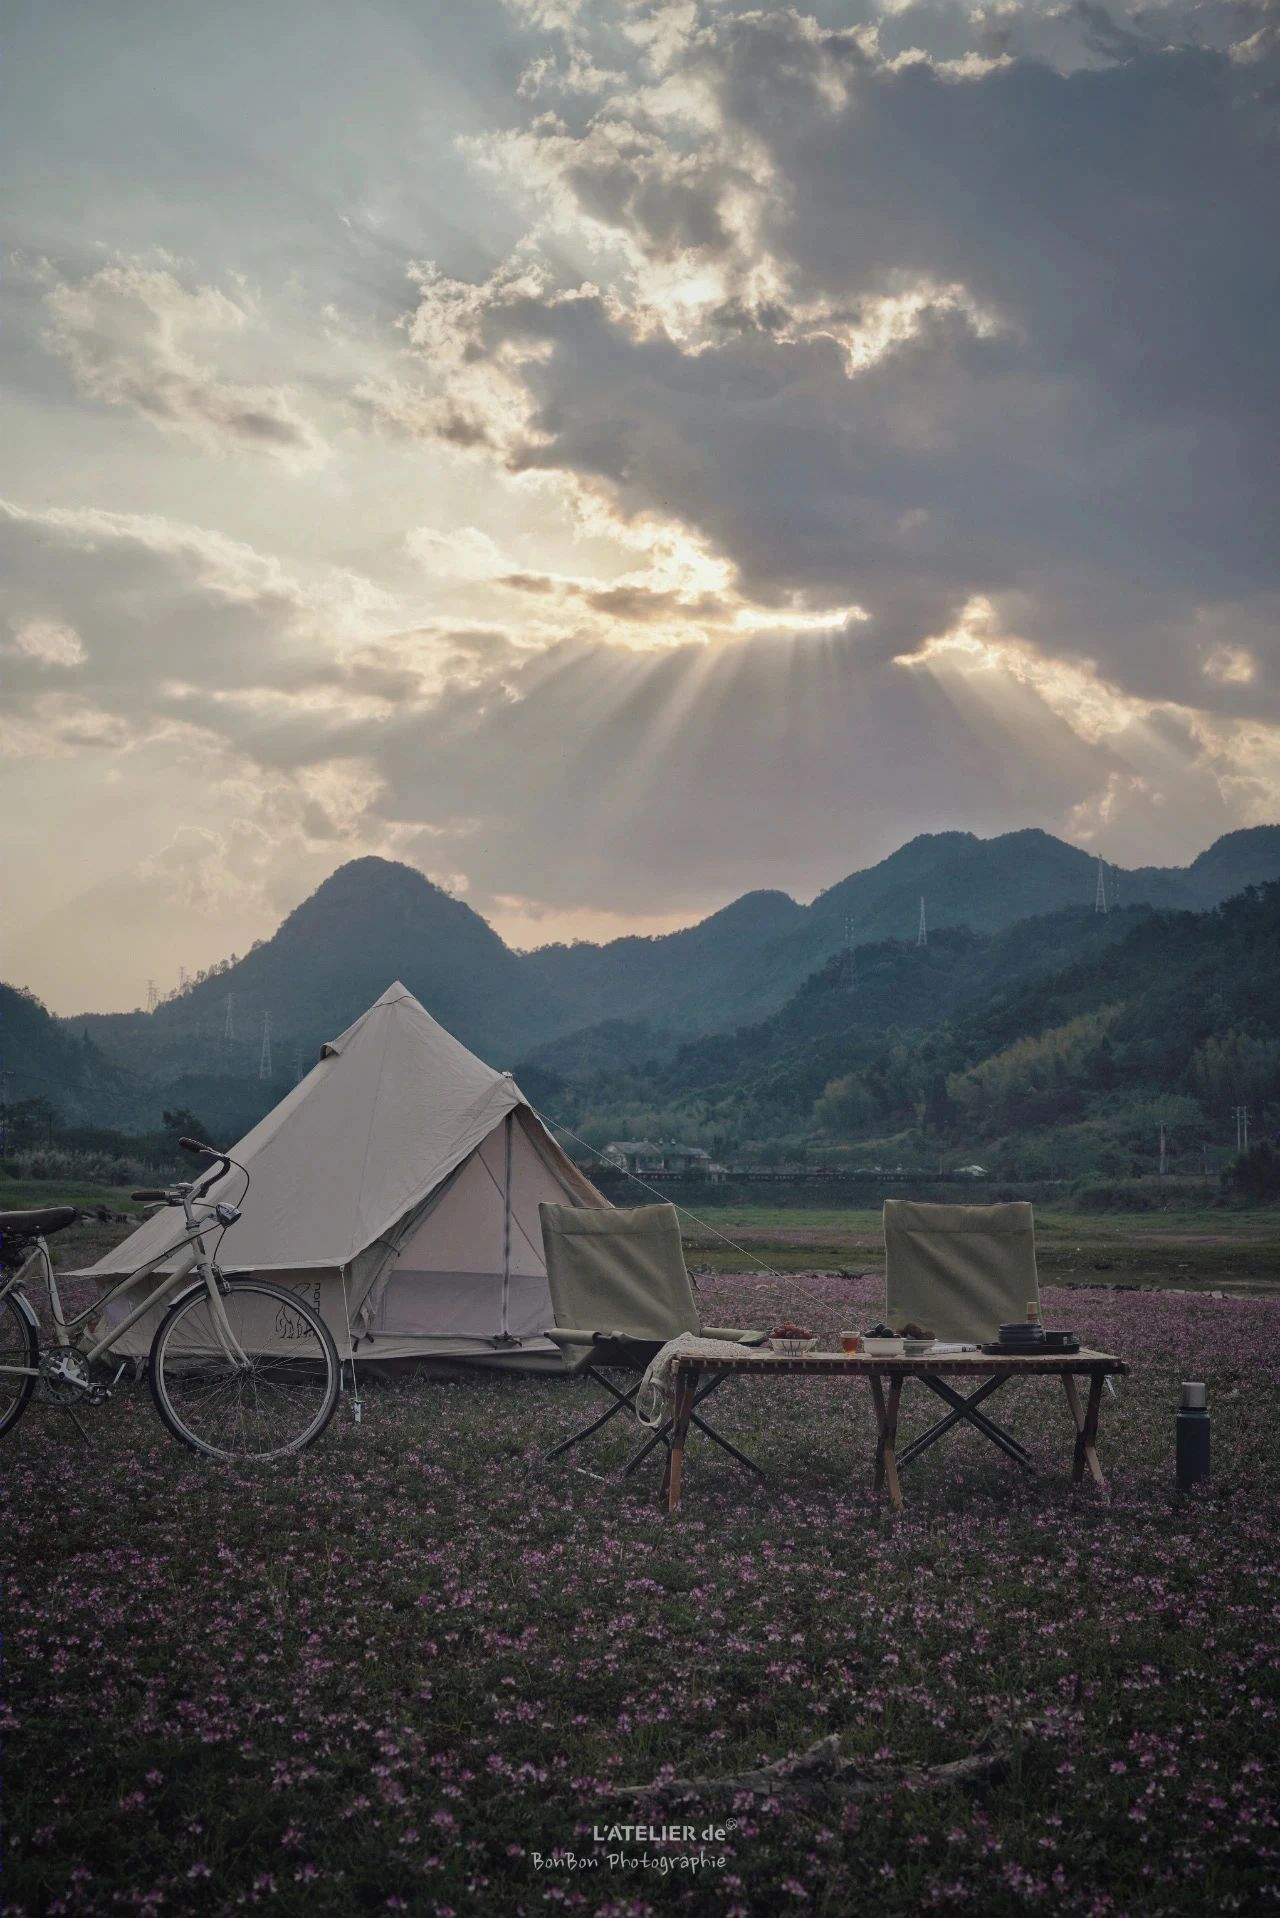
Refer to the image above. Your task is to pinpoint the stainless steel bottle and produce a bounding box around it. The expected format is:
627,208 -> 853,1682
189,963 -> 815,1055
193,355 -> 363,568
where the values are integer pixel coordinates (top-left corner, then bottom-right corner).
1176,1381 -> 1210,1490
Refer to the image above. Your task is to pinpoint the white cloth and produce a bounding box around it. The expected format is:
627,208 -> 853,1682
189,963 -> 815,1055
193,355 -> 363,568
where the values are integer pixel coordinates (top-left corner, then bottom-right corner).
634,1333 -> 751,1428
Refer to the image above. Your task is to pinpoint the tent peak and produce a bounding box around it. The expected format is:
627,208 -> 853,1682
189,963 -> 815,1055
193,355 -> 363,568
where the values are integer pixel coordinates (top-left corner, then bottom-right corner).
374,980 -> 414,1006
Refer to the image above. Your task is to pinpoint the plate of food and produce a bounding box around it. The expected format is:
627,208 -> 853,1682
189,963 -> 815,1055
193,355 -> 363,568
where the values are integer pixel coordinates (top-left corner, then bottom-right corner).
769,1322 -> 818,1355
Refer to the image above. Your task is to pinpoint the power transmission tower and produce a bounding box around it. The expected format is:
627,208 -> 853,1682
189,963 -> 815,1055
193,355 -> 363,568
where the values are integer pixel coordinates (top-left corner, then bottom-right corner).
223,994 -> 235,1043
843,914 -> 857,989
1095,858 -> 1108,914
917,897 -> 927,948
259,1011 -> 273,1080
146,980 -> 159,1013
1234,1105 -> 1250,1152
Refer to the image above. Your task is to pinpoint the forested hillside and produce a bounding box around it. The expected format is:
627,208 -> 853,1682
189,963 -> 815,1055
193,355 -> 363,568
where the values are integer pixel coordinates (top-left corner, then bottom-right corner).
523,886 -> 1280,1180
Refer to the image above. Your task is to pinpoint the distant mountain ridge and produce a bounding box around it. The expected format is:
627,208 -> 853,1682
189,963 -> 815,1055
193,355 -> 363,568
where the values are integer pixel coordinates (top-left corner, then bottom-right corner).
11,823 -> 1280,1130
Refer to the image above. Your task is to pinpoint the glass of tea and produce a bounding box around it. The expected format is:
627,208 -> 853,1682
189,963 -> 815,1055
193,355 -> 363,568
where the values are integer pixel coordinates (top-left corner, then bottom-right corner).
840,1332 -> 862,1353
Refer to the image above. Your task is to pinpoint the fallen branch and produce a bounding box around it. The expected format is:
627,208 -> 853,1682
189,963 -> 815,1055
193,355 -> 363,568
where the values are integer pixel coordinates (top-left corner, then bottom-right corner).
601,1717 -> 1048,1805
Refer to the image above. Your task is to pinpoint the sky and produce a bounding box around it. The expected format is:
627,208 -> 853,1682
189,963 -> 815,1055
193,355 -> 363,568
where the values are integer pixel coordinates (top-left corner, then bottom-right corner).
5,0 -> 1278,1013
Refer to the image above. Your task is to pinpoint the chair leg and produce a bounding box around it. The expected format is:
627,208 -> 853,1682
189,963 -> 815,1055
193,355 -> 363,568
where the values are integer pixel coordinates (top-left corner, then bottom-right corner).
545,1368 -> 639,1461
622,1370 -> 762,1480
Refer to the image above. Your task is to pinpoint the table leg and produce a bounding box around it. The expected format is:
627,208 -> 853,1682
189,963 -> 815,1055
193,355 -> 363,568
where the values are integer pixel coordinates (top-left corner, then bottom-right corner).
663,1368 -> 696,1513
869,1372 -> 888,1493
882,1377 -> 904,1510
1062,1373 -> 1107,1490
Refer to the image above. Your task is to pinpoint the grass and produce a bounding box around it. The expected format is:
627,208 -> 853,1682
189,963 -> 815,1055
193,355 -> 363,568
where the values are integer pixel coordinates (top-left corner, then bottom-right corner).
2,1178 -> 140,1213
4,1207 -> 1280,1915
680,1203 -> 1280,1293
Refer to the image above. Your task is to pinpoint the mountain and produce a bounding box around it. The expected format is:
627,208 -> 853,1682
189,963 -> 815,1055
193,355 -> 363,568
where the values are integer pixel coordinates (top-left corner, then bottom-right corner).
0,986 -> 140,1128
521,887 -> 806,1039
8,823 -> 1280,1132
69,859 -> 566,1094
538,884 -> 1280,1165
523,824 -> 1280,1061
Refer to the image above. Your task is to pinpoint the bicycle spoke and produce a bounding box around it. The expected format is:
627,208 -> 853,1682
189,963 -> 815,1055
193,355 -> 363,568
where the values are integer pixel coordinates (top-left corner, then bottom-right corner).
0,1293 -> 39,1435
150,1281 -> 339,1460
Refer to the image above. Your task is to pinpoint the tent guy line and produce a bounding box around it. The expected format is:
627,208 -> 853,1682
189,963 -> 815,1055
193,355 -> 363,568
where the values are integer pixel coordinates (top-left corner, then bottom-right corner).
527,1107 -> 785,1284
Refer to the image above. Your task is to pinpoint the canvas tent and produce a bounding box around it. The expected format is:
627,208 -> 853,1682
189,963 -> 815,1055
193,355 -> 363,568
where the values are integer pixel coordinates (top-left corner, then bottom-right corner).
80,983 -> 607,1367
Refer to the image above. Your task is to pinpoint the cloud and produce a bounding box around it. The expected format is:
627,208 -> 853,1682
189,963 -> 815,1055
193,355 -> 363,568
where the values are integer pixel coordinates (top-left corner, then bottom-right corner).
11,619 -> 86,667
395,1 -> 1278,734
406,525 -> 508,578
39,261 -> 326,463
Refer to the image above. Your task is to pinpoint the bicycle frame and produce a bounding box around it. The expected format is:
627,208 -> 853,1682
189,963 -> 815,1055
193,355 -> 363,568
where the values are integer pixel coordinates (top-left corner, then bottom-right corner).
0,1185 -> 251,1382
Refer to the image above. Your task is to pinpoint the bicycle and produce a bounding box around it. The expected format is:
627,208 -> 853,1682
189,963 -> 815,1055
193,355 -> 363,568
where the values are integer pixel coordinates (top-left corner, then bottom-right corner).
0,1137 -> 340,1460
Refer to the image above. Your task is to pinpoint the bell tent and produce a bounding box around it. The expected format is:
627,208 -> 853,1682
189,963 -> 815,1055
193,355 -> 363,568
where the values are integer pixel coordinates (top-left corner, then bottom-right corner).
82,983 -> 607,1367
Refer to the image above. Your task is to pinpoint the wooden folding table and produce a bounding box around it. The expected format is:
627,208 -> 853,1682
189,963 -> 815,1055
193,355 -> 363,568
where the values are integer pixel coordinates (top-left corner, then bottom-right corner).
661,1348 -> 1128,1511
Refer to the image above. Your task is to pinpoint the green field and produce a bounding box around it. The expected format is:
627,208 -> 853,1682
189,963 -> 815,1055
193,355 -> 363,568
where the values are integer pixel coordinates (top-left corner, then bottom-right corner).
2,1178 -> 140,1214
7,1182 -> 1279,1295
679,1202 -> 1280,1293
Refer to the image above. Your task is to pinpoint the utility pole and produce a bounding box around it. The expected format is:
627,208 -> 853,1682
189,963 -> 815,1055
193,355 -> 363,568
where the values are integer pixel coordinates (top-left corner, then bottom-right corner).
259,1011 -> 273,1080
1158,1122 -> 1167,1179
844,914 -> 857,989
146,980 -> 159,1013
1095,858 -> 1108,914
917,897 -> 927,948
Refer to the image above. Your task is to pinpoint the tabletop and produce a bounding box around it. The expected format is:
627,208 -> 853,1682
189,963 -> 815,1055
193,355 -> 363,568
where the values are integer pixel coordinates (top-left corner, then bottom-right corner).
670,1347 -> 1127,1377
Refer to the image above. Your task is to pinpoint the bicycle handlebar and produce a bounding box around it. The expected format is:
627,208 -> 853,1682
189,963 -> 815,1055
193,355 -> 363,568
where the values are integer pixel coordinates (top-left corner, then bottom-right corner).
179,1136 -> 224,1159
131,1189 -> 170,1203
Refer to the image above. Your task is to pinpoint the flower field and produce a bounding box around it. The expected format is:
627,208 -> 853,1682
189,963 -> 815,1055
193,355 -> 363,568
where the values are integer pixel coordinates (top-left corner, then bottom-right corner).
4,1268 -> 1280,1916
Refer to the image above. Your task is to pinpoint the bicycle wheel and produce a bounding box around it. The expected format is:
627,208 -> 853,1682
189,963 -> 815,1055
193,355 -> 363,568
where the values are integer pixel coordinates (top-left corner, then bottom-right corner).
0,1290 -> 39,1436
148,1279 -> 340,1460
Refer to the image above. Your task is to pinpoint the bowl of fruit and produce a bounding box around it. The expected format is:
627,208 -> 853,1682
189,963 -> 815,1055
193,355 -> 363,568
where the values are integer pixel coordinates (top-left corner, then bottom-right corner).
769,1321 -> 818,1355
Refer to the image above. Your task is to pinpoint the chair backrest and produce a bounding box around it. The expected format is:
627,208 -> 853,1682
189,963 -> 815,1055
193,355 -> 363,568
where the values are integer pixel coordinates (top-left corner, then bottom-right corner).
883,1199 -> 1040,1342
539,1202 -> 700,1340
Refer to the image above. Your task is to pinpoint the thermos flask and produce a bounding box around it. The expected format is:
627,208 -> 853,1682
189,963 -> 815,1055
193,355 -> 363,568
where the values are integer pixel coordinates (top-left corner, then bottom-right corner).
1176,1382 -> 1210,1490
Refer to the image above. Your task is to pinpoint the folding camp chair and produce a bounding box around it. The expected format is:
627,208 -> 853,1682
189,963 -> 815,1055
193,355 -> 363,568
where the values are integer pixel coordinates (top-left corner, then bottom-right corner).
883,1199 -> 1043,1476
539,1201 -> 766,1482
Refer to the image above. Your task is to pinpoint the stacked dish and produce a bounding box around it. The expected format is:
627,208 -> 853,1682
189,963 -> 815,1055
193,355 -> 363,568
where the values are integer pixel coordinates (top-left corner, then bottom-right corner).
997,1320 -> 1046,1347
985,1322 -> 1080,1354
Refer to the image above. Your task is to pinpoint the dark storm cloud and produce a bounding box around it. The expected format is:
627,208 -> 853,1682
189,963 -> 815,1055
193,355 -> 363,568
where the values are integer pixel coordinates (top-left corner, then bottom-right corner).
409,2 -> 1279,725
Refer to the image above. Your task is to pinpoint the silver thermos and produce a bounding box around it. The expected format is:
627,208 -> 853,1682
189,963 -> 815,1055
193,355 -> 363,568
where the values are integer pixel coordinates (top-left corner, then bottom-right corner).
1176,1381 -> 1211,1490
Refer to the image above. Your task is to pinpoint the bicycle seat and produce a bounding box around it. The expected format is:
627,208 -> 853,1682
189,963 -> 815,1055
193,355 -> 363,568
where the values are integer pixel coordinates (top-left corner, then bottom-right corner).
2,1206 -> 79,1236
